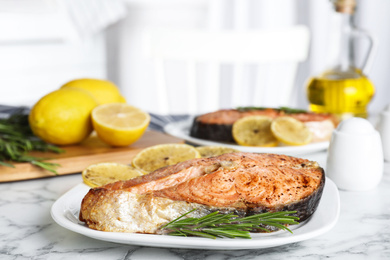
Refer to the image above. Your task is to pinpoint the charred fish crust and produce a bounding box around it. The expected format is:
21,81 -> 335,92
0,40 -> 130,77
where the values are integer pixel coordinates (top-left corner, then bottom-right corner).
79,187 -> 105,222
79,152 -> 325,234
280,168 -> 326,222
190,117 -> 234,142
245,167 -> 326,222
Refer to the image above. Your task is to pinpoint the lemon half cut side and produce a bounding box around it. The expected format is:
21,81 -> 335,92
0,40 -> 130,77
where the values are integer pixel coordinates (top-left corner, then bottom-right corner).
91,103 -> 150,147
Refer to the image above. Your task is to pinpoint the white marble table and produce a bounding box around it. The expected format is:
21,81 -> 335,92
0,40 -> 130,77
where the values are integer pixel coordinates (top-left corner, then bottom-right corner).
1,151 -> 390,260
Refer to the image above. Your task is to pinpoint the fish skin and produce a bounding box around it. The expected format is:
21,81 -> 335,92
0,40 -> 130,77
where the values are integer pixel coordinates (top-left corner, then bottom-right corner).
80,152 -> 325,233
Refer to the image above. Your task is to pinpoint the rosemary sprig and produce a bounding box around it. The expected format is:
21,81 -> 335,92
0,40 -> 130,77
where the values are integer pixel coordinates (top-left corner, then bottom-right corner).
160,209 -> 300,239
0,108 -> 64,174
236,106 -> 307,114
279,106 -> 308,114
236,106 -> 268,112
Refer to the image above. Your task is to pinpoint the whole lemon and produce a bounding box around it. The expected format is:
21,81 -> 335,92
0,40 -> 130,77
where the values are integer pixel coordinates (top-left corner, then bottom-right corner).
60,78 -> 126,105
29,88 -> 98,145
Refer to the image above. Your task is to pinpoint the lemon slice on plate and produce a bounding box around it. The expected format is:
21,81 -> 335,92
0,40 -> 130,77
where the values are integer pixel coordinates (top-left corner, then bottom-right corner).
82,162 -> 144,188
132,143 -> 201,173
232,116 -> 278,147
271,116 -> 312,146
196,146 -> 239,158
91,103 -> 150,147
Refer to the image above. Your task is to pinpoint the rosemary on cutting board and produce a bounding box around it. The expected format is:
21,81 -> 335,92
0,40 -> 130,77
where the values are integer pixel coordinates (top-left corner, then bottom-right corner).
0,109 -> 64,174
160,209 -> 300,239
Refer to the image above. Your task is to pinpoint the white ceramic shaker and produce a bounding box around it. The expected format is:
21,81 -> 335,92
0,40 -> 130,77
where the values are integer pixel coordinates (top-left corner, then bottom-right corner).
376,104 -> 390,161
326,117 -> 383,191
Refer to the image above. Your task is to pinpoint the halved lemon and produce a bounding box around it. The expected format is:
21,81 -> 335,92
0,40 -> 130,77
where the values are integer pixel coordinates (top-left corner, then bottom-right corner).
91,103 -> 150,147
132,143 -> 201,173
82,162 -> 144,187
271,116 -> 312,146
232,116 -> 278,147
196,146 -> 239,158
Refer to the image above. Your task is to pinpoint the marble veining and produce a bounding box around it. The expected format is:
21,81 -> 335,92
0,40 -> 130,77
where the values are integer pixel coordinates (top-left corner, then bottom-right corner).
1,154 -> 390,259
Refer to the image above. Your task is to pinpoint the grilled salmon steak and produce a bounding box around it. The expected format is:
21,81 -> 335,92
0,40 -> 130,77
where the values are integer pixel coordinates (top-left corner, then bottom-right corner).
190,108 -> 338,143
79,152 -> 325,234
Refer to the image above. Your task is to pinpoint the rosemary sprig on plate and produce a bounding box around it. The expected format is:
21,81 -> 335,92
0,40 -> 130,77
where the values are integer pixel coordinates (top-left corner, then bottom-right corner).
237,106 -> 307,114
0,109 -> 64,174
160,209 -> 300,239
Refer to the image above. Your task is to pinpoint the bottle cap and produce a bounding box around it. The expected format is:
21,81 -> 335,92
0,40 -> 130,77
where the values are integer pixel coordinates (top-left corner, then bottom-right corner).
331,0 -> 356,14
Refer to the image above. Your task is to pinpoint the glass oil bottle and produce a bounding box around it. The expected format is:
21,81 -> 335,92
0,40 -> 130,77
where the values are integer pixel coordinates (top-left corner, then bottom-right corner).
306,0 -> 376,120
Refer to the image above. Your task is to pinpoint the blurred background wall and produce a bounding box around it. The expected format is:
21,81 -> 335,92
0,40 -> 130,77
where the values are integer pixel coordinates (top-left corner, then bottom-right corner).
0,0 -> 389,115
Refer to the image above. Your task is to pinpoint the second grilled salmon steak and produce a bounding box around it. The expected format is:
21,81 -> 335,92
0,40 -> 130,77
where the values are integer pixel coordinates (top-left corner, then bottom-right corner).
80,152 -> 325,234
190,108 -> 338,143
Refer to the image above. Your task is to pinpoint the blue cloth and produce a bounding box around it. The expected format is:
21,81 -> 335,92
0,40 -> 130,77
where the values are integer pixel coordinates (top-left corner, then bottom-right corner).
149,113 -> 190,133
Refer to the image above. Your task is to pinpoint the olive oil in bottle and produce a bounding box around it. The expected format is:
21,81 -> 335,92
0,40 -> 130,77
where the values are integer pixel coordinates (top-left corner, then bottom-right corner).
307,69 -> 375,120
306,0 -> 376,120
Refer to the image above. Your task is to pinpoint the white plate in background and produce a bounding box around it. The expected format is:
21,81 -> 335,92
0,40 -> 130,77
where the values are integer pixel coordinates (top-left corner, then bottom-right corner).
164,120 -> 329,156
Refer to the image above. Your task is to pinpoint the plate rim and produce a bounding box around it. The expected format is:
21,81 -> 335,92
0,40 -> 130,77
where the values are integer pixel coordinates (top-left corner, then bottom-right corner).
163,119 -> 329,156
51,178 -> 340,250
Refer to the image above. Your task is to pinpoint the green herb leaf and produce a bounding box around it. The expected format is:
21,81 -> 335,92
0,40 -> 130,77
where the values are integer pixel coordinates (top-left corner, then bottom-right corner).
160,209 -> 300,239
236,106 -> 307,114
278,107 -> 308,114
0,109 -> 64,174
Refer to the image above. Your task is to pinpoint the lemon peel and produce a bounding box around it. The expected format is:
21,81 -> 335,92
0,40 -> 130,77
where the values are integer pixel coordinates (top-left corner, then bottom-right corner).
29,88 -> 97,145
61,78 -> 126,105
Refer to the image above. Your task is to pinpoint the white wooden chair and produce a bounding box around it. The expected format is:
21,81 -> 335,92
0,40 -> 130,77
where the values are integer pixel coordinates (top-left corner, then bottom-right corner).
145,26 -> 310,115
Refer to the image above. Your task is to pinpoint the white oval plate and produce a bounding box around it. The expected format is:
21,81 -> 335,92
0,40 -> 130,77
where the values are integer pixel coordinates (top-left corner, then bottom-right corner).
51,178 -> 339,250
163,120 -> 329,156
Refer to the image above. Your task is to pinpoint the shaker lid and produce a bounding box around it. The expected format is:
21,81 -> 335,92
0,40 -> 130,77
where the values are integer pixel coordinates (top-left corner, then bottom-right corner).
336,117 -> 375,135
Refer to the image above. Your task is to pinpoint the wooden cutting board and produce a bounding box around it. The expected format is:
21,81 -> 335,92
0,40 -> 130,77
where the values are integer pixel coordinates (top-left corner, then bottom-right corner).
0,130 -> 183,183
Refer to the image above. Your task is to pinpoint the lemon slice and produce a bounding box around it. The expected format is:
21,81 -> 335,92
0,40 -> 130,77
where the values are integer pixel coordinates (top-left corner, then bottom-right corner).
232,116 -> 278,147
91,103 -> 150,147
196,146 -> 239,158
271,116 -> 313,146
132,143 -> 201,173
82,162 -> 144,187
